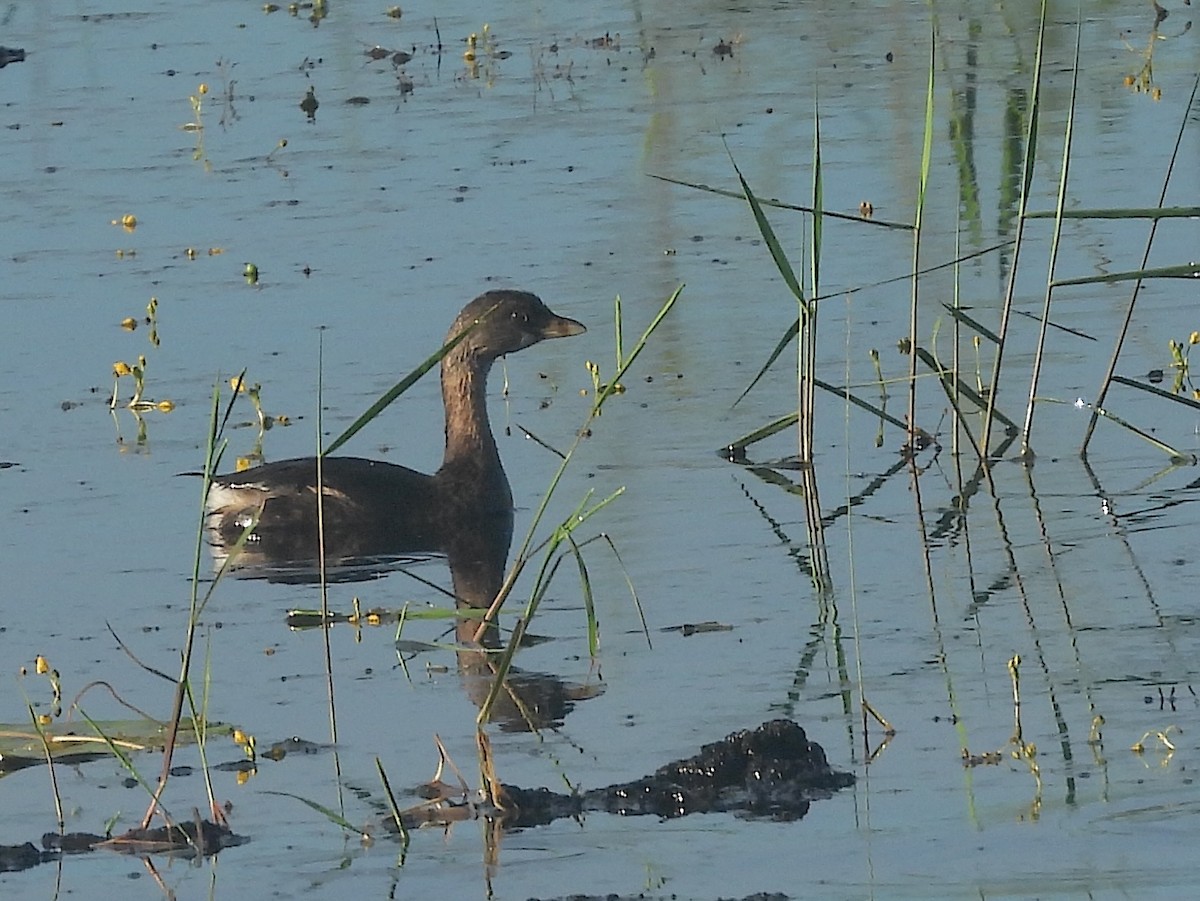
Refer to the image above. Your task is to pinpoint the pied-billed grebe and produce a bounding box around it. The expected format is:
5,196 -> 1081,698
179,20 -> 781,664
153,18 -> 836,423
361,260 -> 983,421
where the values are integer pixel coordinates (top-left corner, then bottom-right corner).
205,290 -> 585,565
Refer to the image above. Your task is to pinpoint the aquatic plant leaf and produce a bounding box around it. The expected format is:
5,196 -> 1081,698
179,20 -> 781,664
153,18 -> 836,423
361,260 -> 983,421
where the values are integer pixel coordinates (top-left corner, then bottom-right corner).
0,719 -> 230,772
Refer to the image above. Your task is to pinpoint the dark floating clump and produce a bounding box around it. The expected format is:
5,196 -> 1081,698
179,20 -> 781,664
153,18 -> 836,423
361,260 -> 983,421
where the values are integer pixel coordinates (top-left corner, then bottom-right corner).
300,85 -> 319,121
501,719 -> 854,827
0,842 -> 41,873
0,46 -> 26,69
389,720 -> 854,833
3,821 -> 244,874
45,820 -> 245,858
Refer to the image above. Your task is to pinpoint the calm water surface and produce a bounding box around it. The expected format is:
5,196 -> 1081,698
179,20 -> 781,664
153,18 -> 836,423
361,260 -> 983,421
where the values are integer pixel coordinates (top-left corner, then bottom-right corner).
1,1 -> 1198,898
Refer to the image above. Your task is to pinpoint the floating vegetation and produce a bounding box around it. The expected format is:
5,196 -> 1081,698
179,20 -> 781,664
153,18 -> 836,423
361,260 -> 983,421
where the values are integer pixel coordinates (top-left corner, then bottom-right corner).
185,246 -> 226,260
299,85 -> 318,121
6,655 -> 234,774
1131,725 -> 1180,756
110,356 -> 173,414
1166,330 -> 1200,396
223,374 -> 290,471
108,295 -> 172,453
462,23 -> 511,82
585,32 -> 620,51
262,0 -> 327,25
1120,0 -> 1192,101
0,45 -> 26,69
179,81 -> 211,169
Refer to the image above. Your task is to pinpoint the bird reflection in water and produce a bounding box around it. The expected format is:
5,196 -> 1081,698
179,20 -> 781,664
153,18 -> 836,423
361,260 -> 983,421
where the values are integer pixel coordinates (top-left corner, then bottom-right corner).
204,291 -> 601,730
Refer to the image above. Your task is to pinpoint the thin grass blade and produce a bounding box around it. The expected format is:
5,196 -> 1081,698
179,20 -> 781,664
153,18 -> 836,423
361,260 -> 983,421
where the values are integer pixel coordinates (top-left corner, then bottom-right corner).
1082,71 -> 1200,454
942,305 -> 1002,345
261,790 -> 365,834
324,311 -> 490,456
1052,262 -> 1200,288
981,0 -> 1047,457
647,173 -> 914,230
1110,375 -> 1200,411
1021,10 -> 1083,452
726,148 -> 805,307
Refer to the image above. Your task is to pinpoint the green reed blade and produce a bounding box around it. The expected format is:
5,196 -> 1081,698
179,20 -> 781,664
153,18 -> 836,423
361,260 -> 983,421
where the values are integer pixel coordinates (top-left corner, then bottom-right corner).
566,534 -> 599,657
725,412 -> 800,453
597,532 -> 649,647
1082,72 -> 1200,454
810,102 -> 823,305
323,308 -> 491,457
914,346 -> 1019,432
907,28 -> 936,449
1025,206 -> 1200,219
1022,9 -> 1083,452
1079,401 -> 1195,462
1052,262 -> 1200,287
1110,374 -> 1200,412
733,318 -> 800,406
941,305 -> 1002,345
734,241 -> 1015,405
726,374 -> 912,455
375,757 -> 410,852
261,790 -> 364,834
982,0 -> 1047,458
726,147 -> 805,308
647,173 -> 914,231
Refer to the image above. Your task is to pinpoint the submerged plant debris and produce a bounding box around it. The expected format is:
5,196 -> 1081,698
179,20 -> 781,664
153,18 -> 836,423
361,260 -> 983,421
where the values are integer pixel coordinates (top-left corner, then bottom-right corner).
1,820 -> 245,874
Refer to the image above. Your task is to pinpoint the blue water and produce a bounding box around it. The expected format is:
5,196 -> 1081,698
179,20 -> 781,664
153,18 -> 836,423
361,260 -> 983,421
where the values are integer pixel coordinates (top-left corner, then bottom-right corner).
1,1 -> 1198,898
